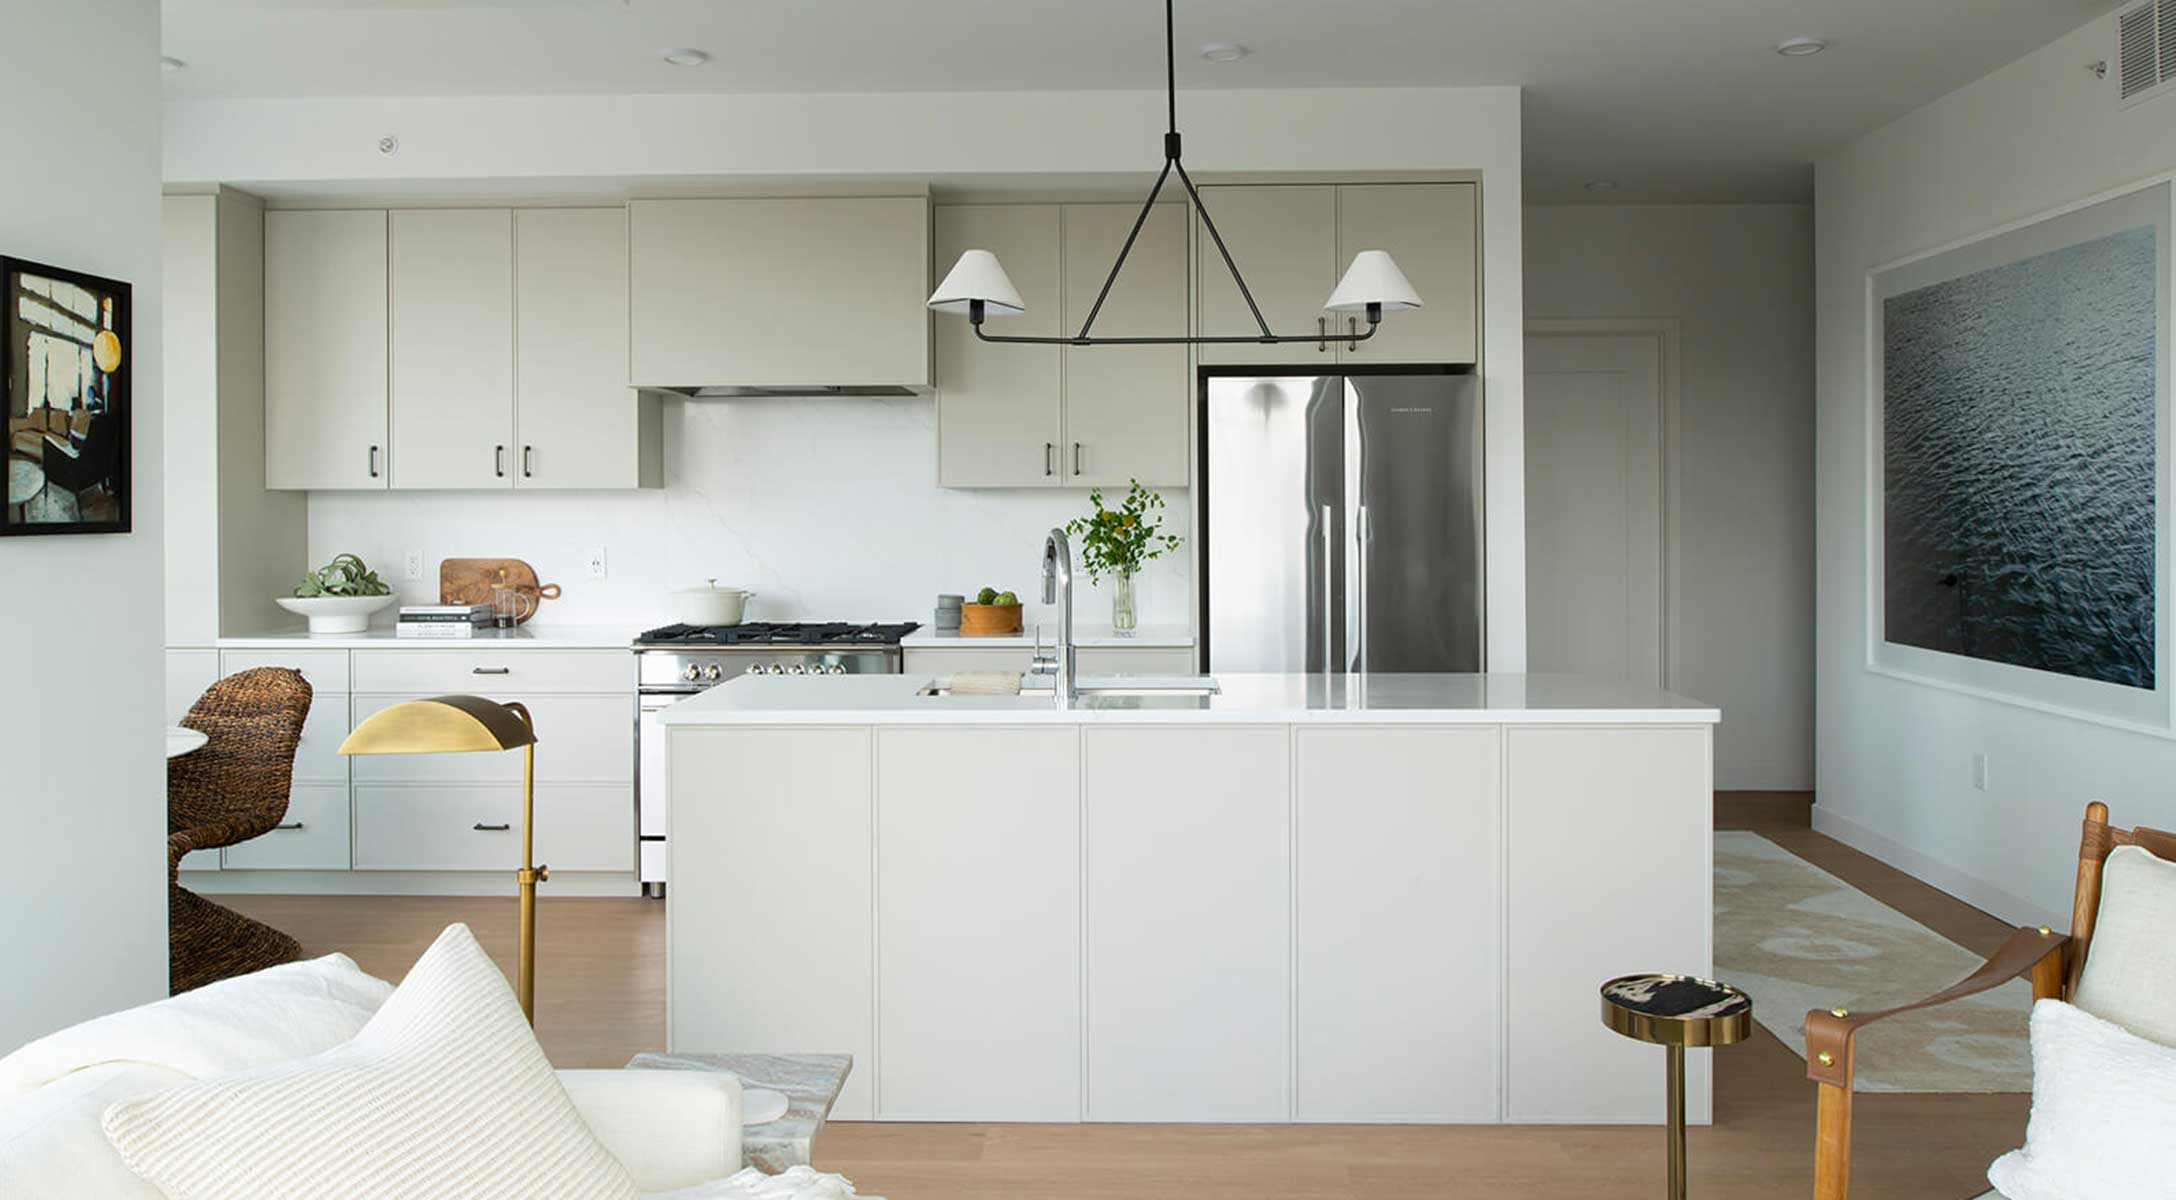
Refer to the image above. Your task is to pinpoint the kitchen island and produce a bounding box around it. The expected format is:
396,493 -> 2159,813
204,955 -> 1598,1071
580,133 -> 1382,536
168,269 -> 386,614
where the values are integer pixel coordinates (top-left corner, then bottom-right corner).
661,672 -> 1719,1125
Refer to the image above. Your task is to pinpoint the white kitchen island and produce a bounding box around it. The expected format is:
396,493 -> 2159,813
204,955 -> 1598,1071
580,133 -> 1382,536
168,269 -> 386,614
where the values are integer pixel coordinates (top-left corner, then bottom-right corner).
661,672 -> 1720,1126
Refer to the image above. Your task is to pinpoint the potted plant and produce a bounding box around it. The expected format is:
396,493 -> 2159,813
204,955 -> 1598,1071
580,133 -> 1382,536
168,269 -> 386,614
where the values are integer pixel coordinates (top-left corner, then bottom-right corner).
1065,480 -> 1181,634
277,553 -> 397,634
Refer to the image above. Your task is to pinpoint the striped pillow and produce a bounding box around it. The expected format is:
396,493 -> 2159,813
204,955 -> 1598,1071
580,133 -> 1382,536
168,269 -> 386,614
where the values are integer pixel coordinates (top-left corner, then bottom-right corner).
101,924 -> 637,1200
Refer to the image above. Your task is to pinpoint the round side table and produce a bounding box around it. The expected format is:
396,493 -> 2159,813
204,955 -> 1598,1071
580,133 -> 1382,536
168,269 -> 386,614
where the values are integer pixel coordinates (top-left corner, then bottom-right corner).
1601,973 -> 1752,1200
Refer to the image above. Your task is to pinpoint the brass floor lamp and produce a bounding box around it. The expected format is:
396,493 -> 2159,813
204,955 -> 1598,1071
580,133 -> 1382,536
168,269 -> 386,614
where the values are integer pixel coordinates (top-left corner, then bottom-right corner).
339,695 -> 547,1022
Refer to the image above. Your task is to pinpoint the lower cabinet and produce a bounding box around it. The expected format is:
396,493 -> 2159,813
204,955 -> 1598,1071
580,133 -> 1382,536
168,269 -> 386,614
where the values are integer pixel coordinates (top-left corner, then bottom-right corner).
876,727 -> 1081,1120
222,784 -> 353,870
1084,725 -> 1292,1121
352,784 -> 633,872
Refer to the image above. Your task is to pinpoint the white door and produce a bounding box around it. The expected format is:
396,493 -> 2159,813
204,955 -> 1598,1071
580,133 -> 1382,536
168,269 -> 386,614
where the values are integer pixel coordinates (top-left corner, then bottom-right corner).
264,210 -> 389,489
1523,331 -> 1666,686
390,209 -> 515,490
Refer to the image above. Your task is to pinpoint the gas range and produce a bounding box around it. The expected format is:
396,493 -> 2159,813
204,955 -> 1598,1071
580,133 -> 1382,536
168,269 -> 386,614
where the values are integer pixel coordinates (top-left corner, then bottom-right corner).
634,621 -> 918,692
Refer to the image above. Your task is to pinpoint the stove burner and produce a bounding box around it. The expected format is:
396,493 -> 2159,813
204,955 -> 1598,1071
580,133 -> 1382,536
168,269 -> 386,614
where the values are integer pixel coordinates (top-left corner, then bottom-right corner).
638,621 -> 920,647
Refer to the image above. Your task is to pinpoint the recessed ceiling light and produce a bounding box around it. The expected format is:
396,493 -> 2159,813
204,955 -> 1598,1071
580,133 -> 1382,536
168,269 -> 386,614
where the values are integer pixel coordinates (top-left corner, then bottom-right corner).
1584,179 -> 1620,194
1199,42 -> 1247,63
160,55 -> 186,72
659,48 -> 711,67
1775,37 -> 1828,57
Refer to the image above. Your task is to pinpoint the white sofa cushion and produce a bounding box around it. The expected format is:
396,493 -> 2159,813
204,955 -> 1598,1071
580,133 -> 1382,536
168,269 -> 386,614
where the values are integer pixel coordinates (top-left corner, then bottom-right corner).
0,1063 -> 181,1199
102,923 -> 638,1200
2072,844 -> 2176,1048
1986,999 -> 2176,1200
562,1069 -> 742,1193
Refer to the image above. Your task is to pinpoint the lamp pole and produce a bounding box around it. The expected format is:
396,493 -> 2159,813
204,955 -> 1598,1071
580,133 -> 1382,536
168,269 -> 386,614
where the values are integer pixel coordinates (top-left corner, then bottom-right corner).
507,702 -> 546,1024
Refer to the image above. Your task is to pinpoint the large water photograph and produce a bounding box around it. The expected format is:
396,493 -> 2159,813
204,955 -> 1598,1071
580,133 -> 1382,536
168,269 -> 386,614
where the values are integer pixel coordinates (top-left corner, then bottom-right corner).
1881,192 -> 2164,691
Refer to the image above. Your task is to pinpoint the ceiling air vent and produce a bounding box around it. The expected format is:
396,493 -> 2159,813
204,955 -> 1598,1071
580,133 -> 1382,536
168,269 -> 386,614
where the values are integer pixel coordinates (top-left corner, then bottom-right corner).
2117,0 -> 2176,106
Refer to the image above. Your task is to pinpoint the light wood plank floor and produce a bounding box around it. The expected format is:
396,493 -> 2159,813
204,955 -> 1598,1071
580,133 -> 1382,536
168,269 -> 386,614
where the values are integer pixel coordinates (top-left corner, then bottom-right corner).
223,793 -> 2025,1199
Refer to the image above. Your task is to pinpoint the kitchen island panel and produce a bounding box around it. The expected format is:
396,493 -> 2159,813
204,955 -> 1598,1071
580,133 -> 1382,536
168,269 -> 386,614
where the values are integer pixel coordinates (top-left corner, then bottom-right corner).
876,726 -> 1082,1120
668,726 -> 876,1118
1084,726 -> 1292,1122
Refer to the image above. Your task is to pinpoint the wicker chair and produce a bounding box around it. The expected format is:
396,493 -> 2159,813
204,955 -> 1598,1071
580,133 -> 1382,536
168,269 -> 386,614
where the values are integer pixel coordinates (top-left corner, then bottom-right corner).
168,667 -> 313,994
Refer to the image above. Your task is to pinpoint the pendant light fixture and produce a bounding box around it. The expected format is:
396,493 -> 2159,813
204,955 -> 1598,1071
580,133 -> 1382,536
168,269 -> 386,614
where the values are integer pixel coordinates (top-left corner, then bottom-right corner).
926,0 -> 1423,347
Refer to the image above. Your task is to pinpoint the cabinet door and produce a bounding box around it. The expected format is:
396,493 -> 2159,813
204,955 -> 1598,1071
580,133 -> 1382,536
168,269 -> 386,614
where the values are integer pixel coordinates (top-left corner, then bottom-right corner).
1085,725 -> 1290,1120
1336,183 -> 1479,364
934,205 -> 1062,487
1294,727 -> 1501,1121
265,210 -> 388,490
1061,203 -> 1189,486
515,208 -> 652,489
390,209 -> 515,489
877,727 -> 1081,1119
630,197 -> 930,388
1193,185 -> 1337,366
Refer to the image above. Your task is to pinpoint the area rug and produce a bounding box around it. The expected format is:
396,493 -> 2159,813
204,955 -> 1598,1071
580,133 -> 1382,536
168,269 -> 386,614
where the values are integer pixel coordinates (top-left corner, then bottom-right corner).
1713,831 -> 2031,1092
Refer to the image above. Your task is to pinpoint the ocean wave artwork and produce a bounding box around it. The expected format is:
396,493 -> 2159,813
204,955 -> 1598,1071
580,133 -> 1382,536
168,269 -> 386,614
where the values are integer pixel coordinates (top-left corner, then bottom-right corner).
1883,224 -> 2158,690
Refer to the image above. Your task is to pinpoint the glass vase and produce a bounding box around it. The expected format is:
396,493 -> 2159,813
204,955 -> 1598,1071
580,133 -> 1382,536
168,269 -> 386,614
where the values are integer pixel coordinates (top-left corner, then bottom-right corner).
1110,566 -> 1138,635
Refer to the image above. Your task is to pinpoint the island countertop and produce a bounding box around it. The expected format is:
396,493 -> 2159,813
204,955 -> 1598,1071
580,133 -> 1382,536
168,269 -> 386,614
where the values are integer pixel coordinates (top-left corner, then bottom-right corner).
657,671 -> 1719,726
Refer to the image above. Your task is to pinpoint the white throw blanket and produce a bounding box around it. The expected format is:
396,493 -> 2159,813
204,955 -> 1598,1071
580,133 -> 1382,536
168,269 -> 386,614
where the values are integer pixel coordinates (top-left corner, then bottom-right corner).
0,953 -> 393,1098
649,1166 -> 856,1200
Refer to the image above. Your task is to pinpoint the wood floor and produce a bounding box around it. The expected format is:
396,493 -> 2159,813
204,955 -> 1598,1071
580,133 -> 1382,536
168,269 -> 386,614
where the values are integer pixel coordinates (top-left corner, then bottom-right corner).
222,792 -> 2024,1199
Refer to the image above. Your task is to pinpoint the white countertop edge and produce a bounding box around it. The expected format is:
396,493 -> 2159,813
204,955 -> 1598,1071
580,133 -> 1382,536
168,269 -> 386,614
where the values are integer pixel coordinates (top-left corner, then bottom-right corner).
662,706 -> 1721,726
202,624 -> 647,650
902,624 -> 1194,649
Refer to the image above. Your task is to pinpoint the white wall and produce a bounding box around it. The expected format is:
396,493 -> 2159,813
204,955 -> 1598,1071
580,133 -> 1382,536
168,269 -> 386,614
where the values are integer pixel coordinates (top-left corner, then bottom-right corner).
1,0 -> 168,1048
1526,205 -> 1815,791
170,85 -> 1529,666
1815,12 -> 2176,925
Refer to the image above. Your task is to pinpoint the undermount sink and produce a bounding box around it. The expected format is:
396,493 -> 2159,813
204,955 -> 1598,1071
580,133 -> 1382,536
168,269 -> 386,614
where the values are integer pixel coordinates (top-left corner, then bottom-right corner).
916,675 -> 1221,698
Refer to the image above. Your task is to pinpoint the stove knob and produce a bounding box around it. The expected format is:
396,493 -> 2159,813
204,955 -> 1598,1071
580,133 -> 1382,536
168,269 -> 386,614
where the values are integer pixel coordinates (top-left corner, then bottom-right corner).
763,663 -> 781,675
828,663 -> 846,675
702,664 -> 724,682
786,664 -> 806,675
682,663 -> 701,682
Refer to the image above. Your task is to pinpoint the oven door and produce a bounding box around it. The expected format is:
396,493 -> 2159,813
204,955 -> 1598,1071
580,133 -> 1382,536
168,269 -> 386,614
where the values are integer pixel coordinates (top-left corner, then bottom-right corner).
637,692 -> 687,892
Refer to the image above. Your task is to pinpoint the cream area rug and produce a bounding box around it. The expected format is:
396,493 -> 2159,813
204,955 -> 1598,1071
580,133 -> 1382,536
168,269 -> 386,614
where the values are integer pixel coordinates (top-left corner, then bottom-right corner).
1713,832 -> 2032,1092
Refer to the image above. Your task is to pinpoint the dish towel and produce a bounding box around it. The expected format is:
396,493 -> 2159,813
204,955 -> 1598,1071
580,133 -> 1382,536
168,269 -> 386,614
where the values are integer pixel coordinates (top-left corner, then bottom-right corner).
946,671 -> 1023,696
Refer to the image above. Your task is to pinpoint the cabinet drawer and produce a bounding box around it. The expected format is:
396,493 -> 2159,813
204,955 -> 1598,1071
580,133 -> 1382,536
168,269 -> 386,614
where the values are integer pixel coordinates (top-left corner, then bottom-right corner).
353,784 -> 633,872
220,649 -> 350,694
352,648 -> 631,695
223,785 -> 352,871
350,694 -> 631,784
293,696 -> 350,784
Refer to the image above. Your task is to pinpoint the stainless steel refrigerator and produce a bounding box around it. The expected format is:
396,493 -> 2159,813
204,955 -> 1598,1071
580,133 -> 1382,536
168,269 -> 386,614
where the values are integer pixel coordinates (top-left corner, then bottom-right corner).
1199,370 -> 1484,674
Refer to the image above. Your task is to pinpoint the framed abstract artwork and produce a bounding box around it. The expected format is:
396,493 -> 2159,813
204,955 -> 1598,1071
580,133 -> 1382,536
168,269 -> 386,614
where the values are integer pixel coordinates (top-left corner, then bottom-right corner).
1869,180 -> 2172,731
3,255 -> 132,537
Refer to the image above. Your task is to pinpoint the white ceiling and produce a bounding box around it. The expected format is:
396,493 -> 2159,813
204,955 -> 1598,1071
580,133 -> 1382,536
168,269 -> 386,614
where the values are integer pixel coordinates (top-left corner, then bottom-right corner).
161,0 -> 2121,203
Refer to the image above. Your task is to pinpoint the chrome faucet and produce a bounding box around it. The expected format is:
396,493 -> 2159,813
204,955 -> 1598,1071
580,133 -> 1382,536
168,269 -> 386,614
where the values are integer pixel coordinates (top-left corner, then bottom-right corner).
1032,527 -> 1077,702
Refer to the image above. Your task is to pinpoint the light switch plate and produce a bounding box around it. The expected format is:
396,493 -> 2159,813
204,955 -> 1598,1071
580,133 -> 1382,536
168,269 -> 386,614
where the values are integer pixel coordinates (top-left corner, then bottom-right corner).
587,546 -> 609,581
404,550 -> 425,581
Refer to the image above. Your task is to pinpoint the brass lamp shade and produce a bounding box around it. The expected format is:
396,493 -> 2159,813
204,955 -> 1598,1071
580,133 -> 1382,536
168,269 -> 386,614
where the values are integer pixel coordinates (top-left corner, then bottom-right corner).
338,694 -> 546,1024
338,695 -> 537,756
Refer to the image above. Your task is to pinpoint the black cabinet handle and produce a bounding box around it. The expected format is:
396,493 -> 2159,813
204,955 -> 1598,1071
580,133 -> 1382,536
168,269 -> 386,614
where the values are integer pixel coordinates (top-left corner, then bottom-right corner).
1044,442 -> 1055,477
473,822 -> 511,832
494,445 -> 507,478
522,445 -> 534,478
471,666 -> 511,675
1073,442 -> 1083,475
275,821 -> 305,831
369,445 -> 381,478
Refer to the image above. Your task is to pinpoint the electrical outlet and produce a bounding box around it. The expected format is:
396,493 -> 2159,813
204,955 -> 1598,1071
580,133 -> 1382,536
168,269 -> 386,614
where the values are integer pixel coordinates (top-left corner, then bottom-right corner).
586,546 -> 609,581
404,549 -> 425,581
1972,752 -> 1990,792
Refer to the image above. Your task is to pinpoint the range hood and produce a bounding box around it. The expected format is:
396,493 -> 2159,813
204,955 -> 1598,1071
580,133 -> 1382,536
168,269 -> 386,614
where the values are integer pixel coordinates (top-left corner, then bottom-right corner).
647,384 -> 922,399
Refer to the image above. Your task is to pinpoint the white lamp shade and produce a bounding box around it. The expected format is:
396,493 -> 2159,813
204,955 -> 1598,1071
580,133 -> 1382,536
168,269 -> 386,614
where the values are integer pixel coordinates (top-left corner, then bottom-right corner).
1324,250 -> 1423,313
928,249 -> 1027,316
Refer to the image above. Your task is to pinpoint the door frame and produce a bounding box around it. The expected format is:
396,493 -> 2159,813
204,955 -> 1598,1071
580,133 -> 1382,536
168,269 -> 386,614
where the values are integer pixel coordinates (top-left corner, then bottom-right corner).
1523,318 -> 1683,689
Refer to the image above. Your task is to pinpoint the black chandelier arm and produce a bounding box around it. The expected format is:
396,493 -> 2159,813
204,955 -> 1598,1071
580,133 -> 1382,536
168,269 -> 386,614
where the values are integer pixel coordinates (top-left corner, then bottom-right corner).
1074,156 -> 1176,342
971,299 -> 1381,347
1172,157 -> 1275,340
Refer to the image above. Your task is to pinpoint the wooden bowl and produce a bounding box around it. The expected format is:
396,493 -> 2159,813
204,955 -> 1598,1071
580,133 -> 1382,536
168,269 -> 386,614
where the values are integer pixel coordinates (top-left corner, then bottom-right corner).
959,602 -> 1023,635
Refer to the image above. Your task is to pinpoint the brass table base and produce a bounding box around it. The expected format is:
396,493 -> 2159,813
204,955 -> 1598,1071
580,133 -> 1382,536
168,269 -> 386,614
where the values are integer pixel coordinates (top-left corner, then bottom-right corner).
1600,973 -> 1753,1200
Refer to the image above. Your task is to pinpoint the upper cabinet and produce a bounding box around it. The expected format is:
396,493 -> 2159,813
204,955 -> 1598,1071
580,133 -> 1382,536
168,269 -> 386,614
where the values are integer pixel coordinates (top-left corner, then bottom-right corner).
515,208 -> 660,490
628,197 -> 931,390
267,206 -> 658,492
390,209 -> 515,490
934,202 -> 1189,489
1195,182 -> 1478,367
265,210 -> 389,489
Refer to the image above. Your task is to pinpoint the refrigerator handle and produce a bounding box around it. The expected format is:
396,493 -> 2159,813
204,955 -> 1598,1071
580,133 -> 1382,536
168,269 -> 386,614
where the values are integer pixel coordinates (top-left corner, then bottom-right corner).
1355,504 -> 1370,674
1320,504 -> 1334,674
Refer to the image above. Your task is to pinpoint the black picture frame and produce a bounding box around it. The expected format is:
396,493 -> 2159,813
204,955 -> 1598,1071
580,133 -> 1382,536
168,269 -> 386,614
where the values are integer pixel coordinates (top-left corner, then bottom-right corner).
2,255 -> 131,536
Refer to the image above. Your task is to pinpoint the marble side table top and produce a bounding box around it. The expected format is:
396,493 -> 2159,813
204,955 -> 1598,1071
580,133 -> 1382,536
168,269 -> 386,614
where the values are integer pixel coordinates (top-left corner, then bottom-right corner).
626,1052 -> 853,1175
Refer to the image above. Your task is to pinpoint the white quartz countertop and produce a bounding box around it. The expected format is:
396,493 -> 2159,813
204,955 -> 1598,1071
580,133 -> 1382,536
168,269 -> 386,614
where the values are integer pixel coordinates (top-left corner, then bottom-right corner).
658,672 -> 1719,726
901,623 -> 1193,649
210,624 -> 645,650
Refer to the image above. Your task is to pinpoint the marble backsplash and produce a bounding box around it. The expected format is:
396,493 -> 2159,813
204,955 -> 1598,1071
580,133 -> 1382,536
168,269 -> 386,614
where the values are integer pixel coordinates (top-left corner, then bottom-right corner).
306,392 -> 1195,632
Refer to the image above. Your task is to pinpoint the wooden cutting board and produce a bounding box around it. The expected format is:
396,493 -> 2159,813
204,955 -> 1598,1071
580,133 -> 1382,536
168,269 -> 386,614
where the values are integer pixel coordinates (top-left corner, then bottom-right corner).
438,558 -> 562,624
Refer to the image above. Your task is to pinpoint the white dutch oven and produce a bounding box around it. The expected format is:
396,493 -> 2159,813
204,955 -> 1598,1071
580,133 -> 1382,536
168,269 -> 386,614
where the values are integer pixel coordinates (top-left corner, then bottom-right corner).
673,579 -> 753,626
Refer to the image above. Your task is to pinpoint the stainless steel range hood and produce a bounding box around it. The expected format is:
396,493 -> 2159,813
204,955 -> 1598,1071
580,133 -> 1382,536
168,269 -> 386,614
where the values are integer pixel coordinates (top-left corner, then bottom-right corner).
649,384 -> 922,399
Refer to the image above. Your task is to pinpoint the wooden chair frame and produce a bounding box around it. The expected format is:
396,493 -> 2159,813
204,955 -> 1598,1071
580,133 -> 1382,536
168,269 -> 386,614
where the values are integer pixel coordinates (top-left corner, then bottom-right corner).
1804,801 -> 2176,1199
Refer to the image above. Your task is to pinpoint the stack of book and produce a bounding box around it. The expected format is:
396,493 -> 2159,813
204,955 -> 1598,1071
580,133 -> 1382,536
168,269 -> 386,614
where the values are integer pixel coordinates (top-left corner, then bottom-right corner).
397,603 -> 494,639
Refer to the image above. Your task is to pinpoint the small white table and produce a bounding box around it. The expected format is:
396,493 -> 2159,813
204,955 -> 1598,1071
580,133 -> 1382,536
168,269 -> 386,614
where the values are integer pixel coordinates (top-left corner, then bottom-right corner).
165,726 -> 208,759
7,457 -> 43,522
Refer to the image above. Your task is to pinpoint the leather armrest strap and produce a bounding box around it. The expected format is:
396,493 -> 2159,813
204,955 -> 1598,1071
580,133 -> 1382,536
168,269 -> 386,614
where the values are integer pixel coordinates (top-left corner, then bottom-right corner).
1804,925 -> 2065,1088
